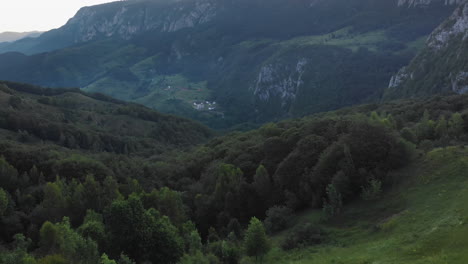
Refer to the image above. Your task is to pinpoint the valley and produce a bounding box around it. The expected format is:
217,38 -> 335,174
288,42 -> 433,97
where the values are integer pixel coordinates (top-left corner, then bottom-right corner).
0,0 -> 458,128
1,0 -> 468,263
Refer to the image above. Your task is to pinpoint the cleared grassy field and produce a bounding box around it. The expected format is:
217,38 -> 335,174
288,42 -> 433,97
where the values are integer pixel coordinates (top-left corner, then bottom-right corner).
135,74 -> 210,108
261,147 -> 468,264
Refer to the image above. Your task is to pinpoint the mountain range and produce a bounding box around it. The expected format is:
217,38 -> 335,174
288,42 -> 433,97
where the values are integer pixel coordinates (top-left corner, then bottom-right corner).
0,0 -> 461,128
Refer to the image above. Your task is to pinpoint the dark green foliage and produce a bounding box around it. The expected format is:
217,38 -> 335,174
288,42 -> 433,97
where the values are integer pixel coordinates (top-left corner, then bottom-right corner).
401,127 -> 417,144
274,134 -> 328,206
264,206 -> 293,234
39,217 -> 99,264
100,254 -> 117,264
38,255 -> 68,264
8,96 -> 22,108
0,157 -> 19,193
116,254 -> 135,264
360,178 -> 383,201
227,218 -> 242,239
141,187 -> 187,227
207,240 -> 241,264
78,210 -> 106,250
0,188 -> 8,216
0,81 -> 212,155
322,184 -> 343,219
252,165 -> 272,203
280,223 -> 325,250
419,140 -> 434,153
105,195 -> 183,264
449,112 -> 465,139
179,251 -> 219,264
0,79 -> 466,264
0,234 -> 35,264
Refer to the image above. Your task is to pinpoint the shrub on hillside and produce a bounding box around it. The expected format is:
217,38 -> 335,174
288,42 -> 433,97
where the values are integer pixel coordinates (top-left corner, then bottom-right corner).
360,178 -> 382,201
281,223 -> 325,250
264,205 -> 293,234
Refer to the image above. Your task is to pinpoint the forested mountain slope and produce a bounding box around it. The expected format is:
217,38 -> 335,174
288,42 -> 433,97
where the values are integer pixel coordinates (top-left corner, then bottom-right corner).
0,81 -> 212,156
0,85 -> 467,263
0,0 -> 458,128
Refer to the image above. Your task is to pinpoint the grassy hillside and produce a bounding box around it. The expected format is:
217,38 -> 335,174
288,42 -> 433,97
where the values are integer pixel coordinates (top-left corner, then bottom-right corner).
265,146 -> 468,263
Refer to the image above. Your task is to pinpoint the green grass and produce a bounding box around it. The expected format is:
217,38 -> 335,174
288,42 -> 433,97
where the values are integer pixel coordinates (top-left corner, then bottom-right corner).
278,28 -> 388,52
83,77 -> 137,100
263,146 -> 468,264
84,71 -> 212,112
238,28 -> 390,53
134,74 -> 211,109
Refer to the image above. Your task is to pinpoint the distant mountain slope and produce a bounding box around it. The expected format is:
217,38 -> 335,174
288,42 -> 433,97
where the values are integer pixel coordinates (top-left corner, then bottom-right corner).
0,0 -> 220,55
0,0 -> 458,128
0,31 -> 42,43
0,81 -> 212,155
384,0 -> 468,100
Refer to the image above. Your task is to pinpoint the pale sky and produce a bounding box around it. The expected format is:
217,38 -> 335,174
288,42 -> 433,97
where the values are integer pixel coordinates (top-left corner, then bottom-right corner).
0,0 -> 116,33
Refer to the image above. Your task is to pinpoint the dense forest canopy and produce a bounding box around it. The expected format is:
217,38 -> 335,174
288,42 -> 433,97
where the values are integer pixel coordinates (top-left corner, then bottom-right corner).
0,80 -> 467,263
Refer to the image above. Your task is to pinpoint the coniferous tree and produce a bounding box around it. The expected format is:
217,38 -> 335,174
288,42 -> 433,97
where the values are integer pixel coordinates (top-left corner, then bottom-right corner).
243,217 -> 270,263
449,112 -> 464,139
252,165 -> 272,201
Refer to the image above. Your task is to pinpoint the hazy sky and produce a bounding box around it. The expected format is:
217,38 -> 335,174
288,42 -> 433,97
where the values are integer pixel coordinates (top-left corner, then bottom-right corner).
0,0 -> 115,33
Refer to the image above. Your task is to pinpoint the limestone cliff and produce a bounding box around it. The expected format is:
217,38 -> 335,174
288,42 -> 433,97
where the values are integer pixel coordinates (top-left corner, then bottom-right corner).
253,58 -> 308,109
427,0 -> 468,49
67,0 -> 218,43
385,0 -> 468,99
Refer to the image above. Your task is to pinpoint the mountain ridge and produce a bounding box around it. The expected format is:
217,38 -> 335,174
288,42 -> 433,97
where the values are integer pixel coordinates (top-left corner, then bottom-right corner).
0,0 -> 459,128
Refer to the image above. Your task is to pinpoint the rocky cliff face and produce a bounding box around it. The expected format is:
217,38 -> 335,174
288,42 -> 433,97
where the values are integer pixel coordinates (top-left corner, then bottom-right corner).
397,0 -> 463,7
385,0 -> 468,99
253,58 -> 308,109
427,1 -> 468,49
67,0 -> 218,43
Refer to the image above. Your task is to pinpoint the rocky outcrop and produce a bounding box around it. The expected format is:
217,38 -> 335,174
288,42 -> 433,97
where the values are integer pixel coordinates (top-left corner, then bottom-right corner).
385,0 -> 468,98
388,67 -> 410,88
427,1 -> 468,49
67,0 -> 218,43
254,58 -> 308,108
397,0 -> 463,7
451,71 -> 468,94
